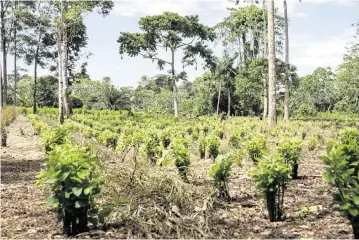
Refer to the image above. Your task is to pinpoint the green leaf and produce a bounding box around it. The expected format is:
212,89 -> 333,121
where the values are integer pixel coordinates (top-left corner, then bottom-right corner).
72,187 -> 83,197
349,208 -> 359,217
48,195 -> 59,207
98,206 -> 113,224
84,186 -> 93,195
70,176 -> 82,182
77,170 -> 89,180
75,200 -> 88,208
59,172 -> 70,181
75,201 -> 81,208
353,196 -> 359,205
323,172 -> 334,183
65,192 -> 71,199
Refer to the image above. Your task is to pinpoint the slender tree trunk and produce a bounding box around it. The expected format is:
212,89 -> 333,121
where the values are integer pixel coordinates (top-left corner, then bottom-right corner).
0,1 -> 3,107
33,32 -> 42,114
283,0 -> 290,122
242,33 -> 247,65
57,23 -> 64,124
1,1 -> 7,106
267,0 -> 277,127
262,0 -> 268,118
13,1 -> 17,107
263,79 -> 268,118
61,0 -> 70,118
227,85 -> 231,116
0,1 -> 4,107
216,79 -> 222,115
171,49 -> 178,117
238,37 -> 242,66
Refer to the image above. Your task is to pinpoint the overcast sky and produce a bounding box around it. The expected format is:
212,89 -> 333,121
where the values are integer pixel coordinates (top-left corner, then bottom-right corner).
17,0 -> 359,88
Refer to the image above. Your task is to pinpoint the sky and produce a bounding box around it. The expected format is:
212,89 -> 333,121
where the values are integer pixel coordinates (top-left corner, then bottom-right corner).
17,0 -> 359,88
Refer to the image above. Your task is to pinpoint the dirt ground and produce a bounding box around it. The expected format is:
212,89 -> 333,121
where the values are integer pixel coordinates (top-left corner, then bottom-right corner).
0,115 -> 354,239
1,115 -> 62,239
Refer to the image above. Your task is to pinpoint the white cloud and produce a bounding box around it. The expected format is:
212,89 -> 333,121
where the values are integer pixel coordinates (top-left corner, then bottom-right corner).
291,27 -> 355,75
112,0 -> 202,17
294,12 -> 309,18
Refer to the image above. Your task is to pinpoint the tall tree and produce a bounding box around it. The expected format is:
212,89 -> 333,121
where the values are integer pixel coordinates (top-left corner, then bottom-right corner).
212,54 -> 237,115
267,0 -> 277,126
54,0 -> 113,123
0,1 -> 9,106
283,0 -> 290,121
13,1 -> 17,107
262,0 -> 268,119
118,12 -> 215,117
334,20 -> 359,113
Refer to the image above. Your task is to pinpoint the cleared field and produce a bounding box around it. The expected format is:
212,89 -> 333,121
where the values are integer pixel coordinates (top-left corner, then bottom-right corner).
1,108 -> 358,238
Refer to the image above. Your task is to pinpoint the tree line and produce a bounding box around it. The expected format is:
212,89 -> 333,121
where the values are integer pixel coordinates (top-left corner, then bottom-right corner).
1,0 -> 358,127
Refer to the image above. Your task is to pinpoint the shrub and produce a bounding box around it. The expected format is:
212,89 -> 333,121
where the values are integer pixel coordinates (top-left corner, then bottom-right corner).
41,126 -> 67,152
1,108 -> 17,146
308,136 -> 317,151
213,125 -> 225,139
277,139 -> 302,179
209,154 -> 233,198
228,132 -> 241,149
160,129 -> 171,149
322,131 -> 359,238
198,133 -> 206,159
316,131 -> 325,145
250,154 -> 291,222
1,107 -> 17,129
141,130 -> 162,163
296,103 -> 317,118
339,127 -> 359,144
36,144 -> 102,235
206,134 -> 221,159
202,124 -> 210,135
167,138 -> 191,182
246,135 -> 266,163
99,130 -> 119,149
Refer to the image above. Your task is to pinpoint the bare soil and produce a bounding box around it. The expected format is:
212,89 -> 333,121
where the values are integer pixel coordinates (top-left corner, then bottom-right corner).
0,115 -> 354,239
1,115 -> 61,239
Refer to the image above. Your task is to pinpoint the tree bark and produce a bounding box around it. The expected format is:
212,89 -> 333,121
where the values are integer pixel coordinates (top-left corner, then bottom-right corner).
1,1 -> 7,106
0,1 -> 2,107
216,79 -> 222,115
61,0 -> 70,118
263,79 -> 268,118
33,31 -> 42,114
283,0 -> 290,122
57,20 -> 64,124
242,33 -> 247,65
13,1 -> 17,107
267,0 -> 277,127
227,85 -> 231,116
262,0 -> 268,118
171,49 -> 178,117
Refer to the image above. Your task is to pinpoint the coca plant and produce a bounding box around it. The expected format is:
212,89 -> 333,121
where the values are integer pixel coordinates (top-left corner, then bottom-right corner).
99,130 -> 119,149
198,133 -> 206,159
141,130 -> 163,163
250,154 -> 291,222
206,134 -> 221,159
160,138 -> 191,182
276,139 -> 302,179
322,128 -> 359,238
36,144 -> 103,236
246,135 -> 266,163
209,154 -> 233,199
41,125 -> 68,152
